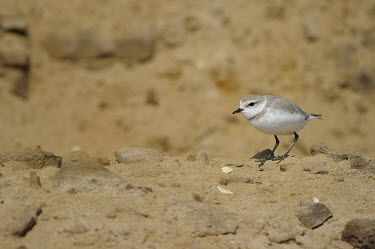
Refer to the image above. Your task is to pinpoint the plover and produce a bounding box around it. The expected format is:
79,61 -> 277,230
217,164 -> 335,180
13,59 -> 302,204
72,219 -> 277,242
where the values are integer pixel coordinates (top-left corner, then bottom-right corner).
232,95 -> 322,166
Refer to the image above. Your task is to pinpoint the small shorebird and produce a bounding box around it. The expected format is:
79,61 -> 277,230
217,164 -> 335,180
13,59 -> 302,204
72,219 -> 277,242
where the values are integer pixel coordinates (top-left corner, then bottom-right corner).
232,95 -> 322,166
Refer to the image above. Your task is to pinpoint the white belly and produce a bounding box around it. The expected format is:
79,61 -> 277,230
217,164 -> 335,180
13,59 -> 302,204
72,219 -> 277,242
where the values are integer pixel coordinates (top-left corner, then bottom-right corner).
250,110 -> 308,135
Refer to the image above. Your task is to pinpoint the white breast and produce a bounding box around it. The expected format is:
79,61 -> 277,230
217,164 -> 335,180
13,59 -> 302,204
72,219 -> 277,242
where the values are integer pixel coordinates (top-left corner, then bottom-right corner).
250,108 -> 308,135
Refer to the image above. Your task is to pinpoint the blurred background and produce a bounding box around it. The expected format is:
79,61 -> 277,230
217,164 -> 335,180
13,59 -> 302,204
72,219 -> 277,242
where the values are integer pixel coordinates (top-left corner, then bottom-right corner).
0,0 -> 374,159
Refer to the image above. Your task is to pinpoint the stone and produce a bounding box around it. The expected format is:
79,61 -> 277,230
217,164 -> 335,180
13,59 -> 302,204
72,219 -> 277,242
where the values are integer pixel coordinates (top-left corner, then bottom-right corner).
165,200 -> 238,237
310,144 -> 329,156
297,203 -> 332,229
43,28 -> 114,60
29,171 -> 41,188
96,156 -> 110,166
10,68 -> 29,99
114,147 -> 162,164
0,33 -> 29,67
0,146 -> 62,169
342,218 -> 375,249
6,203 -> 42,236
362,26 -> 375,48
266,218 -> 304,243
302,18 -> 320,41
210,51 -> 238,94
115,23 -> 155,63
56,151 -> 134,193
0,12 -> 28,34
184,15 -> 200,32
187,151 -> 209,165
160,18 -> 185,47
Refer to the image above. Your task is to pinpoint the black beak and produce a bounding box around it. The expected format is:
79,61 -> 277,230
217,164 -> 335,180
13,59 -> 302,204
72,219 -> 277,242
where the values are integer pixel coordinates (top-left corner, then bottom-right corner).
232,108 -> 243,114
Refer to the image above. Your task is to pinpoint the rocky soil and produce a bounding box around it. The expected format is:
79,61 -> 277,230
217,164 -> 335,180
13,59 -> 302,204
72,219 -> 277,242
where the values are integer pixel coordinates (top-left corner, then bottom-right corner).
0,146 -> 374,249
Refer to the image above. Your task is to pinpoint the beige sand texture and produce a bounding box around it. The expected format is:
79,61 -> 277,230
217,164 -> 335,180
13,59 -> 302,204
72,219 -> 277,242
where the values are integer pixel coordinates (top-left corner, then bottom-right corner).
0,0 -> 375,248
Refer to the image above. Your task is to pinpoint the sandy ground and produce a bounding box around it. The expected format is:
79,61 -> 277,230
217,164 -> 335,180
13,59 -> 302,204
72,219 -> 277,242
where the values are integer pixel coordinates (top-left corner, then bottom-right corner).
0,146 -> 374,249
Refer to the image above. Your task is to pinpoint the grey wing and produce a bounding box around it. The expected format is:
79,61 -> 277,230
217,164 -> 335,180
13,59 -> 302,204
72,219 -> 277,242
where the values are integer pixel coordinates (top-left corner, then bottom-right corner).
270,97 -> 309,119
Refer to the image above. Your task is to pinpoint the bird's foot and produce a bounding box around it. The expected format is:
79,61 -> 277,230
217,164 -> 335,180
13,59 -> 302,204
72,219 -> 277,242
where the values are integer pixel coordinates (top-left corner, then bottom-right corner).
255,159 -> 267,167
271,154 -> 289,164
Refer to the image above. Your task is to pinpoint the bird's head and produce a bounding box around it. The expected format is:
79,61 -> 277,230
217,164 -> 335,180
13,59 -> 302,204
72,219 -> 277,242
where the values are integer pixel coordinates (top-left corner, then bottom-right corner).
232,95 -> 267,121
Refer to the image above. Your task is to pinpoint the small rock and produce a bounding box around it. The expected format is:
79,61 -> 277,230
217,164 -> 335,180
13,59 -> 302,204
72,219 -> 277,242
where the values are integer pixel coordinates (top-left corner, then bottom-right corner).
221,166 -> 233,174
43,27 -> 114,60
160,18 -> 185,47
302,18 -> 320,41
10,68 -> 29,99
114,147 -> 162,164
0,12 -> 28,34
334,176 -> 345,182
341,218 -> 375,249
210,51 -> 238,94
106,211 -> 117,219
56,151 -> 134,193
314,170 -> 329,175
29,171 -> 41,188
280,164 -> 289,172
184,15 -> 200,32
0,145 -> 62,169
0,33 -> 29,67
218,177 -> 228,185
266,218 -> 304,243
187,151 -> 209,165
96,156 -> 110,166
192,192 -> 204,202
362,26 -> 375,48
265,4 -> 285,19
310,144 -> 329,156
297,203 -> 332,229
165,200 -> 238,237
137,186 -> 152,193
6,203 -> 42,236
115,22 -> 155,63
356,71 -> 374,90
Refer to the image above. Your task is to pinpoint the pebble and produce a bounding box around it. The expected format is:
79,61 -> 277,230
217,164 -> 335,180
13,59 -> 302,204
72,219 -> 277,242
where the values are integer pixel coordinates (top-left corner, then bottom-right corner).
165,200 -> 238,237
187,151 -> 209,165
0,33 -> 29,67
115,22 -> 155,63
341,218 -> 375,249
6,203 -> 42,236
0,12 -> 28,34
297,203 -> 332,229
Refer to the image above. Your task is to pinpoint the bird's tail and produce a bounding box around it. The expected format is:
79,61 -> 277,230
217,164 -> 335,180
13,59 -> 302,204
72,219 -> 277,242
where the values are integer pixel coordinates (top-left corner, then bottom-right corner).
309,113 -> 323,120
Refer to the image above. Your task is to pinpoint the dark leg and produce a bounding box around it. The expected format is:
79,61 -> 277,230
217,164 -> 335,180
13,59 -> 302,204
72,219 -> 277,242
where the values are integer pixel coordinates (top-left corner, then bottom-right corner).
272,132 -> 299,164
269,135 -> 280,159
257,135 -> 280,166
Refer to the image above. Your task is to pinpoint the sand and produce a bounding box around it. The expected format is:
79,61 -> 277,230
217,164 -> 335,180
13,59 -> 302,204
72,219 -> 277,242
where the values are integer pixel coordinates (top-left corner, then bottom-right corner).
0,146 -> 374,248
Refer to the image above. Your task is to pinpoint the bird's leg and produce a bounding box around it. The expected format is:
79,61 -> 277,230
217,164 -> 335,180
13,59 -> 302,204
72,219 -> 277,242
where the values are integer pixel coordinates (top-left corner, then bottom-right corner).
257,135 -> 279,166
272,132 -> 299,163
269,135 -> 279,159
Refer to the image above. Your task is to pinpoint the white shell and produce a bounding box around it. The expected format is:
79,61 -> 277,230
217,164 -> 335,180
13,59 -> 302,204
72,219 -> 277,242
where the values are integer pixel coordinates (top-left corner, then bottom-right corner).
217,186 -> 233,194
313,197 -> 320,203
221,166 -> 233,174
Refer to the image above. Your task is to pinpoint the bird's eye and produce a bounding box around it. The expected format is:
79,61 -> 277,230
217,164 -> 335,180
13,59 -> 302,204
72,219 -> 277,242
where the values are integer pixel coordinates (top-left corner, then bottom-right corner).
247,102 -> 255,107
